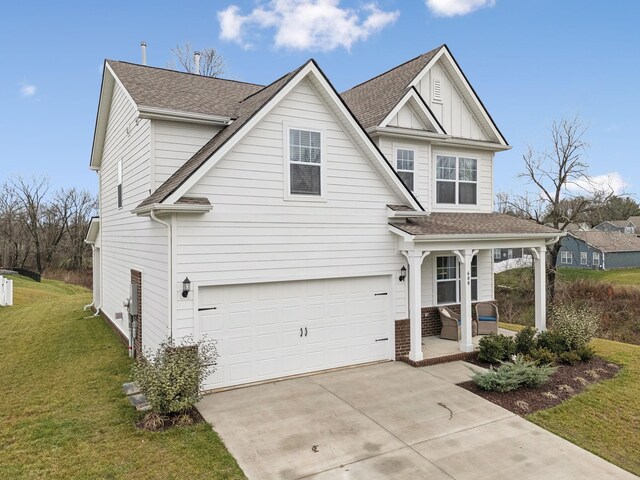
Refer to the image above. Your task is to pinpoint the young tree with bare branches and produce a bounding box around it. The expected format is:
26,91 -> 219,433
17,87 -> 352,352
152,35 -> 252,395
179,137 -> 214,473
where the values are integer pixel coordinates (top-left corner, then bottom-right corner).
497,117 -> 614,302
169,43 -> 224,77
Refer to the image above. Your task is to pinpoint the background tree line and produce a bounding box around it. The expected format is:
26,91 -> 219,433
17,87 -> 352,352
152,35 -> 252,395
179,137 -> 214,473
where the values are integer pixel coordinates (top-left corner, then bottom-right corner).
0,175 -> 97,275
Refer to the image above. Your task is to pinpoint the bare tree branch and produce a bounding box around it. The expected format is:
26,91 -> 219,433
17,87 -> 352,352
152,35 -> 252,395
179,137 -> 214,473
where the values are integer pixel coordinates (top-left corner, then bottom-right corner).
168,43 -> 224,77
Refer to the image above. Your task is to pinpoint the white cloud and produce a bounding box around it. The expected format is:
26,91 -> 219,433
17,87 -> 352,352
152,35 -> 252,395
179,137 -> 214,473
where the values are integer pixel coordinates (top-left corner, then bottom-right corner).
425,0 -> 495,17
19,83 -> 37,98
217,0 -> 399,51
567,172 -> 630,196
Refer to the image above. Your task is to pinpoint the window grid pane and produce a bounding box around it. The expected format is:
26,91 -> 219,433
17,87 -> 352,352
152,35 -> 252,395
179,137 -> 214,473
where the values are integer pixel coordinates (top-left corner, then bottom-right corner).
436,156 -> 456,180
290,129 -> 322,195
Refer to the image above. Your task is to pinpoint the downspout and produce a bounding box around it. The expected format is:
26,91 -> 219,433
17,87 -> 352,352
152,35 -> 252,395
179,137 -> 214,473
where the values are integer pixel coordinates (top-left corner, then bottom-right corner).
150,210 -> 173,339
83,244 -> 96,311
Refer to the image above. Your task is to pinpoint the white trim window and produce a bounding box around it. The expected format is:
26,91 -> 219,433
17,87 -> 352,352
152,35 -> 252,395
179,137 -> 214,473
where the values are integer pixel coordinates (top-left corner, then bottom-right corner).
494,249 -> 501,260
288,128 -> 322,196
395,148 -> 415,191
117,159 -> 123,209
560,251 -> 573,264
436,155 -> 477,205
436,255 -> 478,305
580,252 -> 588,265
625,226 -> 634,234
593,252 -> 600,265
507,249 -> 514,259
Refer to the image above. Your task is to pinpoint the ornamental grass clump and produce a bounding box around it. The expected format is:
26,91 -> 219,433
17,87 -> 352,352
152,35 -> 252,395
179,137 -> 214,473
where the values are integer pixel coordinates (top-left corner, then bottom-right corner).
132,336 -> 218,416
550,304 -> 599,350
471,354 -> 556,393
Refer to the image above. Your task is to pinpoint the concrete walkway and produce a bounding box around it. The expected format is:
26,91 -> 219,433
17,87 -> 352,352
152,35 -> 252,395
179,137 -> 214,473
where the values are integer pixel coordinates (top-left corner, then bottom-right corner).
197,361 -> 636,480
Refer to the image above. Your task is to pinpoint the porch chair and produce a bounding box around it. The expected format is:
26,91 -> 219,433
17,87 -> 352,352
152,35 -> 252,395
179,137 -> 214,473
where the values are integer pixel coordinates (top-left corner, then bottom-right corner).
475,302 -> 499,335
438,307 -> 478,341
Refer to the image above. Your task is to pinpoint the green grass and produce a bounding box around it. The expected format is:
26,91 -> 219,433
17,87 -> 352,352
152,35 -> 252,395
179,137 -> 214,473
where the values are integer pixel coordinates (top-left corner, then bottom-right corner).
528,338 -> 640,476
556,267 -> 640,286
0,275 -> 245,480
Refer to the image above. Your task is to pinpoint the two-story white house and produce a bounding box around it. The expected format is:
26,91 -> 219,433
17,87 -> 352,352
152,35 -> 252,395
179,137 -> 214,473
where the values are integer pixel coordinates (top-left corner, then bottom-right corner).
86,45 -> 560,390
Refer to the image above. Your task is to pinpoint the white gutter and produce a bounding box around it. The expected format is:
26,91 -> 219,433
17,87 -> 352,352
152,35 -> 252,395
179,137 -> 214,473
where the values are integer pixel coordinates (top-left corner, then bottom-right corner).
387,208 -> 431,219
138,106 -> 232,126
409,232 -> 564,242
368,126 -> 511,152
132,203 -> 213,215
150,211 -> 173,339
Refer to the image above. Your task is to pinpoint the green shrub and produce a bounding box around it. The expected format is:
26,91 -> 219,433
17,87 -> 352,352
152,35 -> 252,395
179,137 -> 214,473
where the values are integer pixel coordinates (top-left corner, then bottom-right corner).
559,350 -> 581,366
575,344 -> 596,362
514,326 -> 537,355
471,354 -> 556,392
132,336 -> 218,415
478,334 -> 516,363
536,330 -> 569,355
528,347 -> 557,365
550,304 -> 599,350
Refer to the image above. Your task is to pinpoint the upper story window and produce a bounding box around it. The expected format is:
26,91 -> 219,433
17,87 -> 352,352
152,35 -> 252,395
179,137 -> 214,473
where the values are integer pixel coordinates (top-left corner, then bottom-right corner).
395,148 -> 414,191
494,249 -> 501,260
289,128 -> 322,196
117,159 -> 123,209
625,226 -> 634,234
436,155 -> 477,205
560,251 -> 573,264
436,255 -> 478,305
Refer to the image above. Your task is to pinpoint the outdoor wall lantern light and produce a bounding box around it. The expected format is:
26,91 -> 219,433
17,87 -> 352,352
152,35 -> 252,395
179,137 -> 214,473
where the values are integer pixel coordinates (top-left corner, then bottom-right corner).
399,266 -> 407,282
182,277 -> 191,298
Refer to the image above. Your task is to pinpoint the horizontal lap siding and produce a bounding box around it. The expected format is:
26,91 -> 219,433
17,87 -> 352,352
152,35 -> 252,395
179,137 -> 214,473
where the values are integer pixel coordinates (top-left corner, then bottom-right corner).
153,121 -> 220,189
99,82 -> 168,351
174,78 -> 407,337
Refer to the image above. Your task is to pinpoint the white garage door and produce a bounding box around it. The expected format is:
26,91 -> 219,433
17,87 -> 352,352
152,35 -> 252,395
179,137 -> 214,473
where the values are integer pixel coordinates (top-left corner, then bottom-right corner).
198,276 -> 391,390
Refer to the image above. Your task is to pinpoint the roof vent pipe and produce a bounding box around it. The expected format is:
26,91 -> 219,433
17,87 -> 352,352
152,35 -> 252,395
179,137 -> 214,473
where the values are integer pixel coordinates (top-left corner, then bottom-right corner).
140,42 -> 147,65
194,51 -> 201,75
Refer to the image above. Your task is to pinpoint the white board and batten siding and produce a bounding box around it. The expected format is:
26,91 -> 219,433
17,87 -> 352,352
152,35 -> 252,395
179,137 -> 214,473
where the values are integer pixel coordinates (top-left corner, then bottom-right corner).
98,81 -> 169,351
171,78 -> 409,366
415,61 -> 489,141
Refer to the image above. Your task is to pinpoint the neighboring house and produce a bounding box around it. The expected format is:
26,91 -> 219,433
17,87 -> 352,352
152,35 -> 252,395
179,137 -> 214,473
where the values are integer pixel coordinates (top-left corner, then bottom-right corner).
86,45 -> 561,390
593,220 -> 636,234
493,248 -> 524,262
557,231 -> 640,269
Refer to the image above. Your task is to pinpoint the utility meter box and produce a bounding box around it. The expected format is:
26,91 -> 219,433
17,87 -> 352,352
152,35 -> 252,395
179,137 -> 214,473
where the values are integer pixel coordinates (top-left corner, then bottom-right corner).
128,284 -> 139,316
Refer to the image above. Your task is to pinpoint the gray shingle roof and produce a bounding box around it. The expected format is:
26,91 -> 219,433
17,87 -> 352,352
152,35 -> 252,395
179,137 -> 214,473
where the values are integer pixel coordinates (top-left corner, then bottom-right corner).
107,61 -> 263,118
391,213 -> 561,236
136,62 -> 309,209
340,46 -> 442,130
569,231 -> 640,253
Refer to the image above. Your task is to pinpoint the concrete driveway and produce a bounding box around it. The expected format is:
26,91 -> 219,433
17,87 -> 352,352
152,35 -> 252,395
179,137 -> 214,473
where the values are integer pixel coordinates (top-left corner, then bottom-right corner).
197,361 -> 636,480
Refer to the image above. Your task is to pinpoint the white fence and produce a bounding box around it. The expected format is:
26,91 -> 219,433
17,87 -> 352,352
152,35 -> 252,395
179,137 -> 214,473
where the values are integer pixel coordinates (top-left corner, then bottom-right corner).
494,255 -> 533,274
0,275 -> 13,306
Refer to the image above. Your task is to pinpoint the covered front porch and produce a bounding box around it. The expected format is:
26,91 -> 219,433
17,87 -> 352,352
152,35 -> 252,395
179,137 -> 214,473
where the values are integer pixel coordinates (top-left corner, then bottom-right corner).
388,210 -> 562,365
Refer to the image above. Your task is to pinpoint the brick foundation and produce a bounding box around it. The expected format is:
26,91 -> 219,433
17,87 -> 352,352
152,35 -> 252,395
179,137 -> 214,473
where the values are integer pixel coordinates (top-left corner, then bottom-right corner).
398,351 -> 477,367
395,301 -> 496,364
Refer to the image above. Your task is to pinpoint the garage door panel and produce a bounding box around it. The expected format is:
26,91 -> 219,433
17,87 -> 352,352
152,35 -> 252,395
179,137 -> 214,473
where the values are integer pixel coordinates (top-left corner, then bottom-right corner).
199,276 -> 391,389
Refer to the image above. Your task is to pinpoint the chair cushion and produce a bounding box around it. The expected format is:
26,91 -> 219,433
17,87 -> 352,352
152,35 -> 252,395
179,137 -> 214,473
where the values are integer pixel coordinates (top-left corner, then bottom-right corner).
478,316 -> 497,321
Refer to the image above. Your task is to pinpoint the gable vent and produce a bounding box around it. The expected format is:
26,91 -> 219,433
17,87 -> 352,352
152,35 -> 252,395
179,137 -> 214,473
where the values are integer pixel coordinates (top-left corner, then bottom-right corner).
433,78 -> 442,103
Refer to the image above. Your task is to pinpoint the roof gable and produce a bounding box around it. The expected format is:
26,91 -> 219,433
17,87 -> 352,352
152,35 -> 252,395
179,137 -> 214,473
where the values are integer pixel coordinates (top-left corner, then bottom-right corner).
568,231 -> 640,253
136,60 -> 423,212
380,88 -> 445,134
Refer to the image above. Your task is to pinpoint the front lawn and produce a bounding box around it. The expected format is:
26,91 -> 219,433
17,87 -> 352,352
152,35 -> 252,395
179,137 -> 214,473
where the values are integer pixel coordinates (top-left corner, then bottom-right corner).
557,267 -> 640,286
0,275 -> 245,480
528,338 -> 640,476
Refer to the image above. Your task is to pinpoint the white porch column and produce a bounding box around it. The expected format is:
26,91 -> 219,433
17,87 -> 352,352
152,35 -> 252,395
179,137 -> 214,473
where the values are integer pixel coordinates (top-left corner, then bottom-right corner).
533,247 -> 547,331
403,250 -> 429,362
454,249 -> 477,353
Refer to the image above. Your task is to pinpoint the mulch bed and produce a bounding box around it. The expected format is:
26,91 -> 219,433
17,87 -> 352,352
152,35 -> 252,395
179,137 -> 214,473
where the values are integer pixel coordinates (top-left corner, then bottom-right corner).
459,356 -> 621,416
136,407 -> 205,431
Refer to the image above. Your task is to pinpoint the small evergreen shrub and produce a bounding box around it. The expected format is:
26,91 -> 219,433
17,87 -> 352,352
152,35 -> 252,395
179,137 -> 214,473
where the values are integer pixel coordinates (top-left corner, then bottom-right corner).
477,334 -> 516,363
132,336 -> 218,415
558,350 -> 581,366
514,326 -> 537,355
527,347 -> 556,365
535,330 -> 569,355
471,354 -> 556,392
550,305 -> 599,350
575,345 -> 596,362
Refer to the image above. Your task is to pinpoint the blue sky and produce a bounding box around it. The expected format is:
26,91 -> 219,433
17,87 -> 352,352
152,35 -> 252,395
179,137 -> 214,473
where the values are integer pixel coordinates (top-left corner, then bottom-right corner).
1,0 -> 639,200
